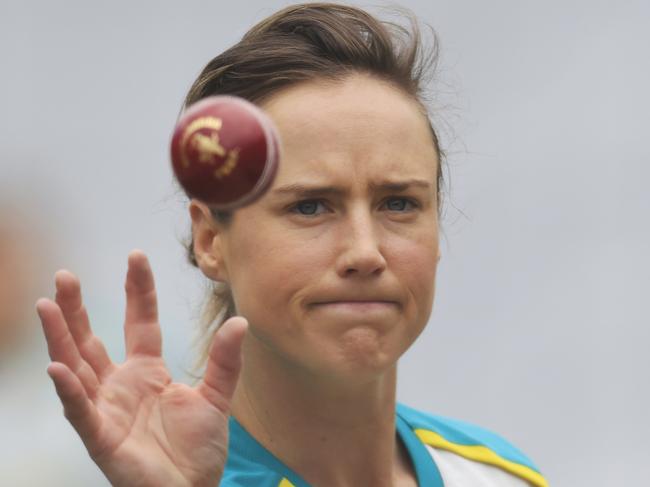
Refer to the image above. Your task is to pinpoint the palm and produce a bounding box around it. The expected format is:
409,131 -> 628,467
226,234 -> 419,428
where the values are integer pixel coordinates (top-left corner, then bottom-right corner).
37,251 -> 246,487
95,358 -> 234,487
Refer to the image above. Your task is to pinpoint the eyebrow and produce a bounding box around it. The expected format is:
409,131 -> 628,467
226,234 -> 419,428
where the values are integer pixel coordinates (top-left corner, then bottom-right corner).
271,179 -> 432,197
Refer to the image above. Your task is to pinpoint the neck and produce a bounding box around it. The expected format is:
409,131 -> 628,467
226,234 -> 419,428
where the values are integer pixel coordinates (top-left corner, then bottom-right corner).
231,335 -> 415,487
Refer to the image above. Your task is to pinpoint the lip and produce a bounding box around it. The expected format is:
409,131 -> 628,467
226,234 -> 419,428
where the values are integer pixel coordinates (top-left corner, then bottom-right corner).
311,301 -> 397,312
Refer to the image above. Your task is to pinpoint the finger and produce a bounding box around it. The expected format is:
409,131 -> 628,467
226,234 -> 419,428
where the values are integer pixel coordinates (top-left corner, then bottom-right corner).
37,298 -> 100,398
47,362 -> 102,446
55,270 -> 113,378
198,317 -> 248,414
123,250 -> 161,357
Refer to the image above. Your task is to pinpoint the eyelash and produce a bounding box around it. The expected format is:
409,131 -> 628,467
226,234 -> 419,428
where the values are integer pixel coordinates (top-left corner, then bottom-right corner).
289,197 -> 420,217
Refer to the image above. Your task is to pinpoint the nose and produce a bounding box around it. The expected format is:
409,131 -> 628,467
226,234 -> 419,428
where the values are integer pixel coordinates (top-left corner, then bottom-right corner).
335,208 -> 387,278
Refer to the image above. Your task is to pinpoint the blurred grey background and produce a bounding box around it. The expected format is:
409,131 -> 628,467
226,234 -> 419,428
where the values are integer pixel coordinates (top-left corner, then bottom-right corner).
1,0 -> 648,485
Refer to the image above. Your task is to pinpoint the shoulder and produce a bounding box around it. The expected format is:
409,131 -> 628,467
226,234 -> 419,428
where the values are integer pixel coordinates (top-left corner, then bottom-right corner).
397,403 -> 549,487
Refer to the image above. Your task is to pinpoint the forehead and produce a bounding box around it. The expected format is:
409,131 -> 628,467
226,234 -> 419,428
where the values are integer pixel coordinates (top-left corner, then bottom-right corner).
260,74 -> 438,186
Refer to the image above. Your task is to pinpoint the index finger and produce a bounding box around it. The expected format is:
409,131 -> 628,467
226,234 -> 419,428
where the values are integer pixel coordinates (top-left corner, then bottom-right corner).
123,250 -> 162,358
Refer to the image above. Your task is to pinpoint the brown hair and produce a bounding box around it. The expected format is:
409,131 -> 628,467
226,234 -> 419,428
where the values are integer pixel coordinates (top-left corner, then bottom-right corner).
182,2 -> 445,371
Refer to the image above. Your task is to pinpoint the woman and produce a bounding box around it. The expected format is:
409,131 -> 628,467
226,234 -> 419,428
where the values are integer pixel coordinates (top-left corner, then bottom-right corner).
36,4 -> 548,486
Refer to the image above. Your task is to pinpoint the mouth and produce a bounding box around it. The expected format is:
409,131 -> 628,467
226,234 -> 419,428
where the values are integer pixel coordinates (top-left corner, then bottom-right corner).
311,301 -> 397,312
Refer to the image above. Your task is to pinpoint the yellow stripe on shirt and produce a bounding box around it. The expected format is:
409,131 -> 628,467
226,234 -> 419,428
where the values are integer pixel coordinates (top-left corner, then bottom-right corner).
415,429 -> 549,487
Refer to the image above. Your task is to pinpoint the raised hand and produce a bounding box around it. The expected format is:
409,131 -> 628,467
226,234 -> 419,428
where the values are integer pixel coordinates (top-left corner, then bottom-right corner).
36,250 -> 246,487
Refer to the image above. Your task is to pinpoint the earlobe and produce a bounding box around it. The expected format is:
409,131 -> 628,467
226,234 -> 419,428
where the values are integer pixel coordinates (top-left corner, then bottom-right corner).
189,200 -> 229,282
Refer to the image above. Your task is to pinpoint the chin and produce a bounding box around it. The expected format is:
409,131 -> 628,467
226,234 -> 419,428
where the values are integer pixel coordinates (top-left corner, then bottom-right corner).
324,326 -> 403,379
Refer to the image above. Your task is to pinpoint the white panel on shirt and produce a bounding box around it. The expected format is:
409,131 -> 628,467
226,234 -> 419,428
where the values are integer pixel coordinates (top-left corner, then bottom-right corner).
425,445 -> 531,487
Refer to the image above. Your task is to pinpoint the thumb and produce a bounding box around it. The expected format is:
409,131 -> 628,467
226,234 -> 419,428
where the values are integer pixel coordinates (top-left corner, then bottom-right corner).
198,316 -> 248,413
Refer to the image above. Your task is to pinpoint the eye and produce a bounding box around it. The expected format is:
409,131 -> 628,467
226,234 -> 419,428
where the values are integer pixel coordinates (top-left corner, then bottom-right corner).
288,197 -> 418,217
383,197 -> 418,212
289,199 -> 329,217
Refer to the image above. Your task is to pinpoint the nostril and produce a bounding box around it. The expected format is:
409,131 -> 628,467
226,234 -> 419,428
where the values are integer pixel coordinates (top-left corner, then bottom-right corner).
338,251 -> 387,278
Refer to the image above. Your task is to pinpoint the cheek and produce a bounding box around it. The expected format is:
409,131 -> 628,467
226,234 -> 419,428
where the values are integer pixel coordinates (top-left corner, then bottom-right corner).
227,229 -> 330,324
388,231 -> 439,315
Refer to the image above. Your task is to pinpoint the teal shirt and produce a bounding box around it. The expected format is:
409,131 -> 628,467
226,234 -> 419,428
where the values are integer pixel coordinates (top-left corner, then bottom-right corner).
220,403 -> 548,487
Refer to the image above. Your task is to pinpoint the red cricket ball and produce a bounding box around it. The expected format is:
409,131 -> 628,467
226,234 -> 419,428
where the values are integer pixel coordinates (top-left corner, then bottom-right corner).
170,95 -> 280,209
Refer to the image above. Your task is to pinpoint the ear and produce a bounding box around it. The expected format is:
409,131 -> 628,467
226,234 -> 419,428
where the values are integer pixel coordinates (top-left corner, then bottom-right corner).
189,200 -> 229,282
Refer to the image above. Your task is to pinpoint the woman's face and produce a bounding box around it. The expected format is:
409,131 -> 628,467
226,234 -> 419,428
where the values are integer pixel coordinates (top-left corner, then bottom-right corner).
213,74 -> 441,380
